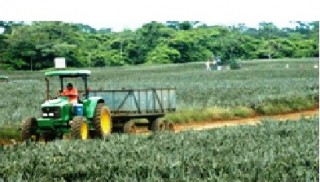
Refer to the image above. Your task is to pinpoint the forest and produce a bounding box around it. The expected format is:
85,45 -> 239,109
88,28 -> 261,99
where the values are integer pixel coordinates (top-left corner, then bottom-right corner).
0,21 -> 318,70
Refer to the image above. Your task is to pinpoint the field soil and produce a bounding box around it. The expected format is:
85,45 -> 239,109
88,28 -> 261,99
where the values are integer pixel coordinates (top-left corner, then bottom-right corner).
173,109 -> 319,132
1,109 -> 318,146
136,108 -> 319,133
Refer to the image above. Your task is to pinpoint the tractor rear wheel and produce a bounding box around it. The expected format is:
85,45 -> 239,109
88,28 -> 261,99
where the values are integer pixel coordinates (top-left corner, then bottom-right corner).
21,117 -> 38,141
151,118 -> 166,132
92,103 -> 112,138
71,116 -> 88,140
123,120 -> 137,134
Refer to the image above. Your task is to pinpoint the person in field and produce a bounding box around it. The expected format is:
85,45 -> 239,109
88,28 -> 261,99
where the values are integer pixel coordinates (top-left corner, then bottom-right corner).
61,82 -> 78,104
205,60 -> 211,70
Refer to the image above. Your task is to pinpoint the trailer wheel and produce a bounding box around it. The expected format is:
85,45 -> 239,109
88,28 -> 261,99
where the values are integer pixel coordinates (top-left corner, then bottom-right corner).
71,116 -> 88,140
21,117 -> 38,141
93,103 -> 112,138
151,118 -> 166,132
123,120 -> 137,134
165,120 -> 175,131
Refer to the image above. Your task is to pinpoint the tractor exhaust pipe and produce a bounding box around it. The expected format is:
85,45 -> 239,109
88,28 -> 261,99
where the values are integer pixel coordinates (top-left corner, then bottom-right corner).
45,78 -> 49,100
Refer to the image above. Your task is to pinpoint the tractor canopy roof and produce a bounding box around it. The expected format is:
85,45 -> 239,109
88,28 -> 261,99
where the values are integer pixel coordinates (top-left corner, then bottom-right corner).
45,70 -> 91,77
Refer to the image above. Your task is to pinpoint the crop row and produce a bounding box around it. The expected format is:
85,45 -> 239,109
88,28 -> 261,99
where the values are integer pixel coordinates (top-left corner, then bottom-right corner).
0,116 -> 318,181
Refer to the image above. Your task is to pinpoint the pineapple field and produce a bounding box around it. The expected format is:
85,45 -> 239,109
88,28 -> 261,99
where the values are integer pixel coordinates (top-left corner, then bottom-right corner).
0,58 -> 318,126
0,58 -> 319,181
0,117 -> 318,181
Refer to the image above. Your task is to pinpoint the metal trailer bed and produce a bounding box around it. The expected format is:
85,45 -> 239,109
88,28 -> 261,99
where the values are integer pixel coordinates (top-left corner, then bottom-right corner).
88,88 -> 176,131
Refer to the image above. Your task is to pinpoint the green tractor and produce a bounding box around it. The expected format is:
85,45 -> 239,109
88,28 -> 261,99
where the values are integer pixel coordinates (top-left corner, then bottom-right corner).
20,70 -> 111,141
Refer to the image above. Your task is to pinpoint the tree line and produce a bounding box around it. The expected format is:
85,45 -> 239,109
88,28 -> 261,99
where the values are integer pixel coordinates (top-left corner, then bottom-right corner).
0,21 -> 318,70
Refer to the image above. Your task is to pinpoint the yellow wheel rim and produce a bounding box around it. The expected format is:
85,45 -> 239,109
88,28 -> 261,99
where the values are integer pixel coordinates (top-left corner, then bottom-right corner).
100,107 -> 111,135
80,122 -> 88,140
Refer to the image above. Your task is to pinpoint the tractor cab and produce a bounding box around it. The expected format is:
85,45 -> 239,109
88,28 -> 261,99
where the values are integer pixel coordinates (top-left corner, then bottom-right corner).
43,70 -> 91,118
45,70 -> 90,101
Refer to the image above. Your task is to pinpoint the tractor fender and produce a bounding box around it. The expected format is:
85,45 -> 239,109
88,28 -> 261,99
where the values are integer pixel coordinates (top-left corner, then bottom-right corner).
83,97 -> 105,119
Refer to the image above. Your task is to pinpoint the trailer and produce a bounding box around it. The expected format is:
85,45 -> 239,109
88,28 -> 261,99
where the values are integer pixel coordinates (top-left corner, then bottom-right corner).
89,88 -> 176,133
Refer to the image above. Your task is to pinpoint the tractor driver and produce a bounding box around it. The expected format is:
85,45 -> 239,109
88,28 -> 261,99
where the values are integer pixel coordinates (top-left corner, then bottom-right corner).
61,82 -> 78,104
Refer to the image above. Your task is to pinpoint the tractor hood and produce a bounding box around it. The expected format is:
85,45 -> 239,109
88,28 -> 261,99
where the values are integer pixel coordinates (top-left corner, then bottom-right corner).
42,97 -> 69,107
39,96 -> 73,123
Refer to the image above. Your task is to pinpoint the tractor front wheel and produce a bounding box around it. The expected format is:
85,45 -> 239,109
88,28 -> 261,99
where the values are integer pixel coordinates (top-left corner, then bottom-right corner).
92,103 -> 112,138
21,117 -> 38,141
71,116 -> 88,140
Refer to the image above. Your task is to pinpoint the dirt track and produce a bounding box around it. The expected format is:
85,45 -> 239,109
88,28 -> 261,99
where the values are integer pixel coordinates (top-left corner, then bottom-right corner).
173,109 -> 319,132
1,109 -> 319,146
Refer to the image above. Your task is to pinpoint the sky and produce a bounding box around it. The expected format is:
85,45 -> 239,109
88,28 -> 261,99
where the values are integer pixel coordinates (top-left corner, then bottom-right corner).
0,0 -> 319,31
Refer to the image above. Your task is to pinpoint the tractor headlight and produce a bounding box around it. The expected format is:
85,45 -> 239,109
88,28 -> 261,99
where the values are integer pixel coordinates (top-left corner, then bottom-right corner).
42,107 -> 61,118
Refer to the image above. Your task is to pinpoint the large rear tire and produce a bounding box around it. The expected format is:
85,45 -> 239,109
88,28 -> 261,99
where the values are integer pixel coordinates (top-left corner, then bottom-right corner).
123,120 -> 137,134
92,103 -> 112,138
71,116 -> 88,140
21,117 -> 38,141
151,118 -> 166,132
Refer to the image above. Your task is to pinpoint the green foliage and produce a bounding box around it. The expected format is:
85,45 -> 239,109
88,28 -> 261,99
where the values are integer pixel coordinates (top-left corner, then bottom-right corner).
229,59 -> 241,69
255,95 -> 318,115
0,126 -> 20,140
0,117 -> 318,181
168,30 -> 213,63
1,22 -> 88,69
145,44 -> 180,64
232,106 -> 255,117
0,21 -> 318,70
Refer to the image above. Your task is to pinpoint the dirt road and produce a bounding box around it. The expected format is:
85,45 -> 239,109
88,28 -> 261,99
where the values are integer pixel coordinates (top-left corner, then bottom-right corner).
173,109 -> 318,132
1,109 -> 318,146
